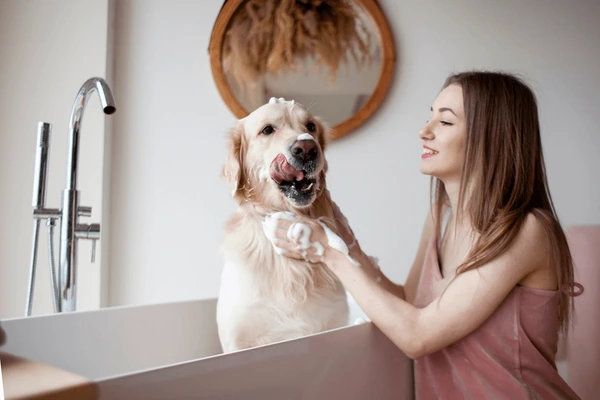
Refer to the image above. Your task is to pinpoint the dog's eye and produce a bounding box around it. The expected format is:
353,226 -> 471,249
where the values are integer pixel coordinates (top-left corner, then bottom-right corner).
306,122 -> 316,132
261,125 -> 274,135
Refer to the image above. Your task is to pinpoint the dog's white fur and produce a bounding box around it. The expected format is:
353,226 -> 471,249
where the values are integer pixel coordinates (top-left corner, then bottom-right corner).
216,100 -> 349,353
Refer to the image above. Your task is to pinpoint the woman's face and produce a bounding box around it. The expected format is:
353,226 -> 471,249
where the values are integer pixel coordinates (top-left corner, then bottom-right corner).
419,84 -> 467,184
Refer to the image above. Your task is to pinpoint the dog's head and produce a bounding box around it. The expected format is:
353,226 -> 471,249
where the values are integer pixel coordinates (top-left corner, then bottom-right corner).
222,97 -> 330,209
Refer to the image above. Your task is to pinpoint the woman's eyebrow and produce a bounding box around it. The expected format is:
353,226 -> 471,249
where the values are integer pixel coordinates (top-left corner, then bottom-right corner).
430,106 -> 457,116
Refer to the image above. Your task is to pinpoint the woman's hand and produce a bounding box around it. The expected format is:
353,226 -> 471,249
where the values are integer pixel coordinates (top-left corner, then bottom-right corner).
262,212 -> 337,264
262,206 -> 360,266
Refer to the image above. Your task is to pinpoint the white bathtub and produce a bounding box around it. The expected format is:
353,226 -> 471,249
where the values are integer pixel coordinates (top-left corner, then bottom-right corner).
1,296 -> 413,399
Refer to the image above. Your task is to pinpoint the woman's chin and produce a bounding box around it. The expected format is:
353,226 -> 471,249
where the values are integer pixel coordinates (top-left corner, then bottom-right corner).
419,165 -> 434,176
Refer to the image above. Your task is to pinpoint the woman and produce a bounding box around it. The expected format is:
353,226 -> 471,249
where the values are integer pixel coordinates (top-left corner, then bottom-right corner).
269,71 -> 582,399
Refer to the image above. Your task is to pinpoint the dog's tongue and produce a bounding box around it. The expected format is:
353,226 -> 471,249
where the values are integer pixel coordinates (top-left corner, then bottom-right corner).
270,154 -> 305,183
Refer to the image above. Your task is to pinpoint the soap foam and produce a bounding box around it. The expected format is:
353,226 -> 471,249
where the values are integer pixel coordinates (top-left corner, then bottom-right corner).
263,212 -> 325,260
368,255 -> 381,270
287,222 -> 325,260
262,212 -> 296,255
269,97 -> 295,106
317,221 -> 361,266
262,212 -> 360,266
297,133 -> 315,141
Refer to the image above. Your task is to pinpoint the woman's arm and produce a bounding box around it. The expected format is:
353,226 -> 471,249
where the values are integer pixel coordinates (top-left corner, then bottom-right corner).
401,207 -> 435,304
272,212 -> 546,359
325,213 -> 545,358
344,209 -> 434,302
329,200 -> 435,302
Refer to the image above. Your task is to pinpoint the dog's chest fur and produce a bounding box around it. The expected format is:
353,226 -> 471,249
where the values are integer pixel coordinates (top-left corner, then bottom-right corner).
216,209 -> 349,352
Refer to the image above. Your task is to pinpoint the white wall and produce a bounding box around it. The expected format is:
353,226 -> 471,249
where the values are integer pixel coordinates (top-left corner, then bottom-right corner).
108,0 -> 233,306
0,0 -> 110,318
107,0 -> 600,308
1,0 -> 598,317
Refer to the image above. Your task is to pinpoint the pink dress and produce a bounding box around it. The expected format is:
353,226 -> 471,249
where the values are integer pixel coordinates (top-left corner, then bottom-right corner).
413,234 -> 581,399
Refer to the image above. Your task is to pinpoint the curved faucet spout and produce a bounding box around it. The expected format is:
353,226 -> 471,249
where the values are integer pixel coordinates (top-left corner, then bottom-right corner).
66,77 -> 116,190
57,77 -> 116,312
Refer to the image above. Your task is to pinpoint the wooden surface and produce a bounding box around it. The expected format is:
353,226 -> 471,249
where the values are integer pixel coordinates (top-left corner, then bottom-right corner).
0,351 -> 97,400
208,0 -> 396,140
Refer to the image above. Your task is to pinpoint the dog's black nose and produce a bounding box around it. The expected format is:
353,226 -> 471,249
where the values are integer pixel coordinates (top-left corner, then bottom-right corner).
291,140 -> 318,163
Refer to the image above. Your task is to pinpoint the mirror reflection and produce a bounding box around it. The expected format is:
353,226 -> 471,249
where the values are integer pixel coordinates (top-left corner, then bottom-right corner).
220,0 -> 383,127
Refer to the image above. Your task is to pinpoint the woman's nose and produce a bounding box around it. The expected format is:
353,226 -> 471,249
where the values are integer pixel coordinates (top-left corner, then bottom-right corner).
419,125 -> 434,140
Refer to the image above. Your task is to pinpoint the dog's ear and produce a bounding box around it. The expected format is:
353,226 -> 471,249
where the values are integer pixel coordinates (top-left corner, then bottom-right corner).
315,117 -> 332,153
222,122 -> 246,202
315,117 -> 331,173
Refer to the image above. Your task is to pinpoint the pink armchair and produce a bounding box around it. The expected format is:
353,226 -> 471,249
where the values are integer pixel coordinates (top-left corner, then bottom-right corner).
562,225 -> 600,399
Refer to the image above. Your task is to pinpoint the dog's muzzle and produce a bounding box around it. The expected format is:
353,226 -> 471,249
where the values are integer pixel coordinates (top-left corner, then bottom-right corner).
269,149 -> 319,207
291,139 -> 318,164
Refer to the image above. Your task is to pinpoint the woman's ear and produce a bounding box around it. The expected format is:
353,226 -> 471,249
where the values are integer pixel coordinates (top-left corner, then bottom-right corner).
221,122 -> 246,202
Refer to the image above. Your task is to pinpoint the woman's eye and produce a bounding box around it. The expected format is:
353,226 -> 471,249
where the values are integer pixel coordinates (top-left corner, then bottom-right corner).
441,121 -> 453,126
261,125 -> 274,135
306,122 -> 316,132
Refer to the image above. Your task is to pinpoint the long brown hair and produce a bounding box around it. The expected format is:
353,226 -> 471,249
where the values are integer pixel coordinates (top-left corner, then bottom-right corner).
432,71 -> 578,332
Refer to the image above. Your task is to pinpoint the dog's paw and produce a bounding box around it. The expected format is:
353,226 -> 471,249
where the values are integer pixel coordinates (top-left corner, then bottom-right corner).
263,212 -> 326,262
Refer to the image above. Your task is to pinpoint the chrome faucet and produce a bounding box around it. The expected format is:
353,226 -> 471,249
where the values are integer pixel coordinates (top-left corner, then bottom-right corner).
26,77 -> 116,315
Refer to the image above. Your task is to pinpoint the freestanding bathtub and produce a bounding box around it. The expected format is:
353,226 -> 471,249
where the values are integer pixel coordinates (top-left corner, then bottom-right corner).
0,296 -> 413,399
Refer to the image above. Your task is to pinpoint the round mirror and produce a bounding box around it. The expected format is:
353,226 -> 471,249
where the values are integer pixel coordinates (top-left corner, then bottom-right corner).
209,0 -> 395,139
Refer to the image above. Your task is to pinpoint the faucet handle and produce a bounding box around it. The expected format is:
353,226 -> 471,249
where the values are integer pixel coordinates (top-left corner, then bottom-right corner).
75,223 -> 100,263
78,206 -> 92,218
75,223 -> 100,239
91,239 -> 97,263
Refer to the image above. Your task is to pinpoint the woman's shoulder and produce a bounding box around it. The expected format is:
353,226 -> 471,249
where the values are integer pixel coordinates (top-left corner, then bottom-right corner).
498,211 -> 550,258
521,211 -> 548,239
512,210 -> 559,290
520,208 -> 561,247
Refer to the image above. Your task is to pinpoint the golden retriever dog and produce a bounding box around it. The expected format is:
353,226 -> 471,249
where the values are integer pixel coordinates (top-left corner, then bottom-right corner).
216,97 -> 350,353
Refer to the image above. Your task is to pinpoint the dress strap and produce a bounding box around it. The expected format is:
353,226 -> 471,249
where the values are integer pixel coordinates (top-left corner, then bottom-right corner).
437,206 -> 452,253
441,207 -> 451,237
562,282 -> 584,296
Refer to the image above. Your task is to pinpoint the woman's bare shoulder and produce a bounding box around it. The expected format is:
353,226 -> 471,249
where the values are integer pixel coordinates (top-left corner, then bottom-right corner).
516,211 -> 559,290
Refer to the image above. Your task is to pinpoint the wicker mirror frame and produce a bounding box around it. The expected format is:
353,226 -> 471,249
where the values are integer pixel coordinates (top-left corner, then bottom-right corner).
209,0 -> 396,140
